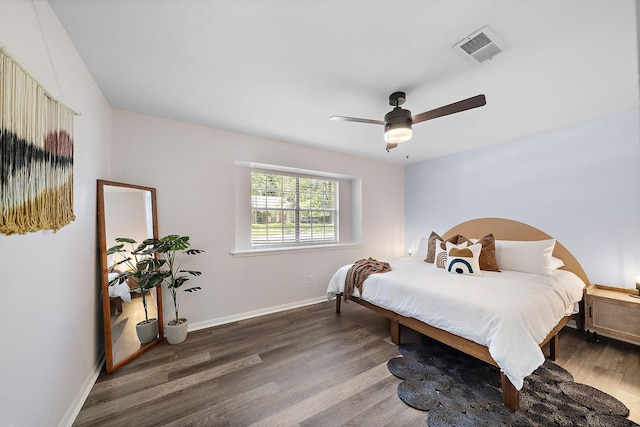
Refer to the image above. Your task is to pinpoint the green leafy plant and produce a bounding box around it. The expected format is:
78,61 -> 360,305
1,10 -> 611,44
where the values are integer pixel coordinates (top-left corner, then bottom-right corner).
106,237 -> 168,324
151,235 -> 204,326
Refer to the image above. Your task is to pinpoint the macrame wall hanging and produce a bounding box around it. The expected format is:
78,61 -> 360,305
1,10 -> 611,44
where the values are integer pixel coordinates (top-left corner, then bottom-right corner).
0,47 -> 76,235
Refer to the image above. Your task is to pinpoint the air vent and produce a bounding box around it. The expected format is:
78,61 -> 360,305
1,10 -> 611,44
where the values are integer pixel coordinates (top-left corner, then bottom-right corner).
453,25 -> 509,63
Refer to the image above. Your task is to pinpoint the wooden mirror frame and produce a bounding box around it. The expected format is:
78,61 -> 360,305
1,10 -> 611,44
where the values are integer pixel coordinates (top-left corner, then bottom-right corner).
97,179 -> 164,373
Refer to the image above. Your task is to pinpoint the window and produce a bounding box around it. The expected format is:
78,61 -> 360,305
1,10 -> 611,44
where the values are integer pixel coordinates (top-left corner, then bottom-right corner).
251,171 -> 338,247
232,161 -> 361,256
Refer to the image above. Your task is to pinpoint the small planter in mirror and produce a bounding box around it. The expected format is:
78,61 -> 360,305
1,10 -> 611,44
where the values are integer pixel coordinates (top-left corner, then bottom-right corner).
136,319 -> 159,344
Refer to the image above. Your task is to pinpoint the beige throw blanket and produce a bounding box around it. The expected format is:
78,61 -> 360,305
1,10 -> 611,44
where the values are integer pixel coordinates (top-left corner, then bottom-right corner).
344,257 -> 392,303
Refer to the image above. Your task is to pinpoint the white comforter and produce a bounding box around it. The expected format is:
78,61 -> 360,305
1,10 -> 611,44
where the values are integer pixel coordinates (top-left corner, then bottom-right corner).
108,272 -> 132,303
326,256 -> 585,390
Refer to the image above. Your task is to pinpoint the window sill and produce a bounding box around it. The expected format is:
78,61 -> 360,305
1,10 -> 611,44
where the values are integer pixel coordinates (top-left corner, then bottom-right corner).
230,242 -> 362,257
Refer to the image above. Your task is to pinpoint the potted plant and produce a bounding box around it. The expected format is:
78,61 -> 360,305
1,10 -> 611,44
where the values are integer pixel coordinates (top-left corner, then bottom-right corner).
152,235 -> 204,344
107,238 -> 168,344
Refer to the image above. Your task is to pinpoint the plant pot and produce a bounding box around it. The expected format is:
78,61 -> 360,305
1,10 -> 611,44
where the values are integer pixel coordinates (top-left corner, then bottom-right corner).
165,318 -> 189,345
136,318 -> 159,344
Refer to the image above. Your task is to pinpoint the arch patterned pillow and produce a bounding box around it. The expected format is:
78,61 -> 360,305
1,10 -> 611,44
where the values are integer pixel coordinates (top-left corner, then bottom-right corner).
445,242 -> 482,276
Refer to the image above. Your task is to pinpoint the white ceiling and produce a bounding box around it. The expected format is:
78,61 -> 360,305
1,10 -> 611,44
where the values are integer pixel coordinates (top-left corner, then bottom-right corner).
49,0 -> 639,164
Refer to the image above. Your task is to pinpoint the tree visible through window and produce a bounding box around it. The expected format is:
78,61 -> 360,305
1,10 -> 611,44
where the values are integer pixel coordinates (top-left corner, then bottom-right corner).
251,171 -> 338,246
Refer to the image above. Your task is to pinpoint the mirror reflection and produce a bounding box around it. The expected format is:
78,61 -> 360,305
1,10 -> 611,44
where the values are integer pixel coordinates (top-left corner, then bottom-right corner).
97,180 -> 164,373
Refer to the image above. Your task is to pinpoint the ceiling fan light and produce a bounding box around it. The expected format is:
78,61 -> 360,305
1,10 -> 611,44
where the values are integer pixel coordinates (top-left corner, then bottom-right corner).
384,125 -> 412,144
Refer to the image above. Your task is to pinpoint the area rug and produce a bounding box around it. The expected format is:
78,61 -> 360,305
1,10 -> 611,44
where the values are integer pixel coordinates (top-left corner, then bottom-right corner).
387,335 -> 638,426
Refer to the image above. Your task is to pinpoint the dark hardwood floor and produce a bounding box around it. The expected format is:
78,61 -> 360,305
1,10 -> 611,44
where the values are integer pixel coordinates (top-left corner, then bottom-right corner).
75,301 -> 640,426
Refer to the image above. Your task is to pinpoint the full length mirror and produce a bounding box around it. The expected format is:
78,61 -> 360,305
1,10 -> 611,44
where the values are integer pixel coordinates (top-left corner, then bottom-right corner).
97,179 -> 163,373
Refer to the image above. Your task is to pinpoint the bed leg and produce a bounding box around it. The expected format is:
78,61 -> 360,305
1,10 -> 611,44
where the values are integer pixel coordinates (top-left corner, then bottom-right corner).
577,299 -> 585,331
500,372 -> 520,411
549,333 -> 558,361
335,293 -> 342,314
390,320 -> 400,345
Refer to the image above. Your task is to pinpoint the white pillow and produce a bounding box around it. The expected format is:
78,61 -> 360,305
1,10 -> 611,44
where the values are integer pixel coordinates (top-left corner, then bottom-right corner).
413,237 -> 429,259
446,242 -> 482,276
494,239 -> 556,276
550,256 -> 565,270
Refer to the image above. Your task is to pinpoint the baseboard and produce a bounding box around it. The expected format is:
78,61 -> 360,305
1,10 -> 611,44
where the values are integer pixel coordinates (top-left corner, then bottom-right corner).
58,352 -> 105,427
188,296 -> 327,332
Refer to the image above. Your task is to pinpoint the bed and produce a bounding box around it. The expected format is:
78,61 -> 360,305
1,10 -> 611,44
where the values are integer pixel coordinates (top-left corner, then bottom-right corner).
326,218 -> 589,411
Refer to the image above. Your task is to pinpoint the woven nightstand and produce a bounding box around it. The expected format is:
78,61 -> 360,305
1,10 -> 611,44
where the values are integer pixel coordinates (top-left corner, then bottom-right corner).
585,284 -> 640,346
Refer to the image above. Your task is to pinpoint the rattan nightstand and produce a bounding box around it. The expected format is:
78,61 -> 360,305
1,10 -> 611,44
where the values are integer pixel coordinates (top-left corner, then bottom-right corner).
585,284 -> 640,346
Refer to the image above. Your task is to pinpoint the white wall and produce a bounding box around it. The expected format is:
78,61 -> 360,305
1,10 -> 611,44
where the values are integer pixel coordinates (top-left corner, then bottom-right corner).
0,1 -> 112,426
111,109 -> 405,326
405,109 -> 640,288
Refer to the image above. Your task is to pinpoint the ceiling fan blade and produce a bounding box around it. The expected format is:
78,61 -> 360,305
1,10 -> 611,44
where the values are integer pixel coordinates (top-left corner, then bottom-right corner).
385,143 -> 398,151
330,116 -> 385,125
411,94 -> 486,124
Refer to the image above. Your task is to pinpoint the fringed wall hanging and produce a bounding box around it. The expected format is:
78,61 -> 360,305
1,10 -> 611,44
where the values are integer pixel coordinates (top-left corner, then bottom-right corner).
0,48 -> 76,235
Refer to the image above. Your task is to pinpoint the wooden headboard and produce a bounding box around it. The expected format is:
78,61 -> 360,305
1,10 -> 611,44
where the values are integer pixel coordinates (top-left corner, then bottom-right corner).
442,217 -> 589,286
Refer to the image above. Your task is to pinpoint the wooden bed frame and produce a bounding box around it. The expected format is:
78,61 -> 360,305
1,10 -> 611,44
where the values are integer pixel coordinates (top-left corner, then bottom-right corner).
334,218 -> 589,412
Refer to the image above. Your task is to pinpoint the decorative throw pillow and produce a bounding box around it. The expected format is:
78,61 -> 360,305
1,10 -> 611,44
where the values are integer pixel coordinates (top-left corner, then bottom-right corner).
425,231 -> 461,263
434,239 -> 449,268
458,233 -> 501,272
446,242 -> 482,276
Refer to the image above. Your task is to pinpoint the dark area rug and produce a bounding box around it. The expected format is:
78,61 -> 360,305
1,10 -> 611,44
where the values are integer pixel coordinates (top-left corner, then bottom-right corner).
387,335 -> 638,426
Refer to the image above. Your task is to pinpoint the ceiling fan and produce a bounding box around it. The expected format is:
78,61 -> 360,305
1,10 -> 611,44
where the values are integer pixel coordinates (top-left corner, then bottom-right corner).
330,92 -> 486,152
